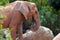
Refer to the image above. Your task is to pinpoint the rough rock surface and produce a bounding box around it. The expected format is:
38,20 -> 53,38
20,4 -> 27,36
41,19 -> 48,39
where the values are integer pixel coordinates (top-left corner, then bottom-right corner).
23,26 -> 54,40
53,33 -> 60,40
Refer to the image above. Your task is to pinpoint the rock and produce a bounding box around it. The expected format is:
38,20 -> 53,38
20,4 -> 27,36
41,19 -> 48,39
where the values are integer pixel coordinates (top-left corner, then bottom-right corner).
23,26 -> 54,40
53,33 -> 60,40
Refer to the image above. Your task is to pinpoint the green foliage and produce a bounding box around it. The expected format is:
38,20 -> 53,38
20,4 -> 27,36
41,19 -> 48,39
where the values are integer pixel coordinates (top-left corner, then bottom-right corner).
0,14 -> 5,20
0,24 -> 4,40
48,0 -> 60,10
40,6 -> 57,26
6,28 -> 13,40
0,14 -> 13,40
27,21 -> 33,26
0,24 -> 13,40
0,0 -> 16,5
0,0 -> 9,5
9,0 -> 16,3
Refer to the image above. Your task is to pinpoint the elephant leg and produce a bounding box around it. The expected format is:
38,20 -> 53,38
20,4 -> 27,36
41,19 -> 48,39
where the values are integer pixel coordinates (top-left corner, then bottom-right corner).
18,22 -> 23,40
11,27 -> 16,40
9,11 -> 21,40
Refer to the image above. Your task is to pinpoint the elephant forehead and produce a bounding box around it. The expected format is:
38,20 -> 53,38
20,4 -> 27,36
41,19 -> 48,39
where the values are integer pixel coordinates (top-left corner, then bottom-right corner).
15,1 -> 30,20
11,1 -> 37,20
28,3 -> 37,12
15,1 -> 29,13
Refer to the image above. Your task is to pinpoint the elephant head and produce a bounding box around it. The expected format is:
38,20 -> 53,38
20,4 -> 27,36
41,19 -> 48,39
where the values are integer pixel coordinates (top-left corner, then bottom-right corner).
13,1 -> 40,32
27,2 -> 40,31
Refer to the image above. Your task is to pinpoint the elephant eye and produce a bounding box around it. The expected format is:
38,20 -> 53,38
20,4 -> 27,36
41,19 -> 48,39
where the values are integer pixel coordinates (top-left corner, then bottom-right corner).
35,11 -> 38,14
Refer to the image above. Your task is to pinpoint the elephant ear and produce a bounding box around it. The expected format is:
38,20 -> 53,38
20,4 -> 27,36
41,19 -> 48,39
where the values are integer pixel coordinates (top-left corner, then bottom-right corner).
19,3 -> 29,20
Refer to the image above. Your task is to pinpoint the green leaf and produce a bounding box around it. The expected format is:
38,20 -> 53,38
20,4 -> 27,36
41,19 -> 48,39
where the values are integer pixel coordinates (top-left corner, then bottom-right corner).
0,14 -> 5,20
0,24 -> 3,29
27,21 -> 33,26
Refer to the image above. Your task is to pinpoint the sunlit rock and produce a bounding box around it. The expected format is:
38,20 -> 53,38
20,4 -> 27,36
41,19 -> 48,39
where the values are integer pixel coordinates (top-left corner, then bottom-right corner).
23,26 -> 54,40
53,33 -> 60,40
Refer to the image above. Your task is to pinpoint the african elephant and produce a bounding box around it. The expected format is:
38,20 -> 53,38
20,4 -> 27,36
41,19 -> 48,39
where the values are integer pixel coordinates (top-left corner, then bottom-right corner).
0,1 -> 40,40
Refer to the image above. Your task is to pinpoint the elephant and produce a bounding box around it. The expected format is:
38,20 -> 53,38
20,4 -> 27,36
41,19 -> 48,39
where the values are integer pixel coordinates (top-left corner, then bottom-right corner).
0,1 -> 40,40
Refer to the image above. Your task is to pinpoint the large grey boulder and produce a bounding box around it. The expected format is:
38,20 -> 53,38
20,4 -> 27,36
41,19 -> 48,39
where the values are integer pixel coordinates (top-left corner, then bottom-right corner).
23,26 -> 54,40
53,33 -> 60,40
